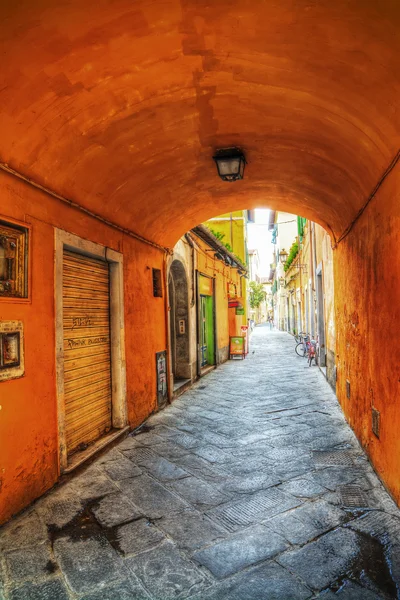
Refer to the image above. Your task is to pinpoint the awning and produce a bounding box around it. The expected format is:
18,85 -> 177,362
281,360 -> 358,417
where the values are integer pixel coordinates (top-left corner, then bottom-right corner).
228,300 -> 243,309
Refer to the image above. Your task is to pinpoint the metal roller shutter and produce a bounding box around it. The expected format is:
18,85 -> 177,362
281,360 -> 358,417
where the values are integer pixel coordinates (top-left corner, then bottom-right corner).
63,250 -> 112,455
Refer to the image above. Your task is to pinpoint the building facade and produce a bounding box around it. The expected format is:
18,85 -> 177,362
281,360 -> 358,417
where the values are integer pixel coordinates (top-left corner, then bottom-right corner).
167,226 -> 248,397
204,210 -> 254,325
270,211 -> 336,388
0,173 -> 254,524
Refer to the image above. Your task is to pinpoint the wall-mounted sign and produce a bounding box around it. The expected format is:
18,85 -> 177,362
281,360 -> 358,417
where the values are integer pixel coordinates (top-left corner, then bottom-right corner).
227,282 -> 237,299
229,336 -> 245,359
199,275 -> 213,296
0,321 -> 24,381
178,319 -> 186,334
156,350 -> 168,407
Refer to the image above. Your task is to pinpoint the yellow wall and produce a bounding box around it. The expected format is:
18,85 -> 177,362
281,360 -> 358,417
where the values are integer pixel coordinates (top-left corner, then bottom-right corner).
204,211 -> 249,324
205,212 -> 248,264
192,234 -> 244,356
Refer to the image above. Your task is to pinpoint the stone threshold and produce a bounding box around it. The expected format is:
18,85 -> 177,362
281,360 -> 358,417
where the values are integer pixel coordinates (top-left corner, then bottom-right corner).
63,426 -> 130,474
200,365 -> 216,377
173,378 -> 192,398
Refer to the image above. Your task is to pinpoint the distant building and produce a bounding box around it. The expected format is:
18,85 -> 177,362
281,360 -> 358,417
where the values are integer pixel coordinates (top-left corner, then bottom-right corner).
269,211 -> 335,388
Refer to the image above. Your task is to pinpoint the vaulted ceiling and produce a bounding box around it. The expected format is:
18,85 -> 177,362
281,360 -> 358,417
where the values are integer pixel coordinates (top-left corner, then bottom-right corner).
1,0 -> 399,246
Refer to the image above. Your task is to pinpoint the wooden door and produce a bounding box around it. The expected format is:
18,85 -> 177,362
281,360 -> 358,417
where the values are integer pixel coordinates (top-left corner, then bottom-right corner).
63,250 -> 112,455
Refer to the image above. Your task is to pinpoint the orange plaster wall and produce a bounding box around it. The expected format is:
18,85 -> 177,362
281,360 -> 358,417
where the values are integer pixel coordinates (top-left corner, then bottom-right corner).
0,172 -> 166,524
335,168 -> 400,504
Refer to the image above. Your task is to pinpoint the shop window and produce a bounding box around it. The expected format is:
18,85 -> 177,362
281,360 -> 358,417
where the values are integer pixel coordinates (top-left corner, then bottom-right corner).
152,268 -> 163,297
0,220 -> 29,298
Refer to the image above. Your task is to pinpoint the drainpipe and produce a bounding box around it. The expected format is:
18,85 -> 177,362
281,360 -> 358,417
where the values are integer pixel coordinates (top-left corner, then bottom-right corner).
311,222 -> 318,336
184,233 -> 195,307
298,235 -> 303,331
163,251 -> 174,403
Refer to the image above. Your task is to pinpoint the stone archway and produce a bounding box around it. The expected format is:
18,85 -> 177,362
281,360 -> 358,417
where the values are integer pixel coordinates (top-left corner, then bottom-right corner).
168,260 -> 191,384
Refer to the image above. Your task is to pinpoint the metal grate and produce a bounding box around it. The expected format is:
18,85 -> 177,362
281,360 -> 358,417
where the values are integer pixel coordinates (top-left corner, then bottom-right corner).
339,485 -> 369,508
372,408 -> 380,438
128,447 -> 155,465
312,450 -> 355,466
206,489 -> 299,532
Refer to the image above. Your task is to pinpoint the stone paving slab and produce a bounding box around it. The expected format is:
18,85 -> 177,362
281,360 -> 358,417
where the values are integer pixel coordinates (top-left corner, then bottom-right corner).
318,580 -> 384,599
167,476 -> 230,509
35,488 -> 84,529
190,561 -> 312,600
3,544 -> 56,583
192,524 -> 288,578
118,475 -> 190,518
139,456 -> 189,482
79,578 -> 151,600
102,456 -> 142,480
114,519 -> 165,556
8,579 -> 70,600
157,511 -> 226,551
53,536 -> 124,593
0,511 -> 47,552
125,541 -> 209,599
278,528 -> 360,591
91,492 -> 143,528
2,328 -> 400,600
278,476 -> 328,498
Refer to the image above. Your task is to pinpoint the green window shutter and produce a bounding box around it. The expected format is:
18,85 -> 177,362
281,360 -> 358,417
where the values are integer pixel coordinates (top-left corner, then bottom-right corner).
297,216 -> 307,242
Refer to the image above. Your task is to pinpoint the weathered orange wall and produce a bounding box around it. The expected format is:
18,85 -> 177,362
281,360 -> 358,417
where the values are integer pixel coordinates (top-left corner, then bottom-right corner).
335,168 -> 400,504
0,171 -> 166,524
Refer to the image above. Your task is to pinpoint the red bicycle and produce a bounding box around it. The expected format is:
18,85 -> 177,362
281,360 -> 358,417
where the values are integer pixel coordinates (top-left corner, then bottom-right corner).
295,333 -> 318,367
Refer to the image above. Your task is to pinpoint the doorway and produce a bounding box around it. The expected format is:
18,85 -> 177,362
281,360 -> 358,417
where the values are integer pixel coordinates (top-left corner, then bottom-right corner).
55,230 -> 127,472
198,274 -> 215,372
168,260 -> 190,389
62,250 -> 112,455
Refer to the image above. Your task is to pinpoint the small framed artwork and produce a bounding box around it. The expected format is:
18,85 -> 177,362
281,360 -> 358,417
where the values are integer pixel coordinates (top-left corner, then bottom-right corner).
1,332 -> 20,368
156,350 -> 168,406
0,219 -> 29,299
0,321 -> 24,381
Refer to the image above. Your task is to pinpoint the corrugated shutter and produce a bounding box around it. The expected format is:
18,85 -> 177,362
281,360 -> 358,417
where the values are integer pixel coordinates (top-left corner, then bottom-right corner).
63,250 -> 112,455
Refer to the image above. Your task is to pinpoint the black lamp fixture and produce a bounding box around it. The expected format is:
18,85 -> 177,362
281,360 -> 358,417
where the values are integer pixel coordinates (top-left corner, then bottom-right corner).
213,147 -> 246,182
279,249 -> 288,264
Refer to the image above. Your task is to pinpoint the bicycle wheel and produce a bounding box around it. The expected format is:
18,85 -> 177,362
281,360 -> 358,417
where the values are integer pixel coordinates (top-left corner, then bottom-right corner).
295,343 -> 306,357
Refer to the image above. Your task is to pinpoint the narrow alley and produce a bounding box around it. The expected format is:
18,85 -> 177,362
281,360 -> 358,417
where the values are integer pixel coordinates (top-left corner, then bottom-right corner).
1,327 -> 399,600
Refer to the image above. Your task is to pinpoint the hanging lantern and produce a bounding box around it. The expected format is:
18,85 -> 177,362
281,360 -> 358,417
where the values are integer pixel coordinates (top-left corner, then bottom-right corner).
279,249 -> 288,264
213,148 -> 246,182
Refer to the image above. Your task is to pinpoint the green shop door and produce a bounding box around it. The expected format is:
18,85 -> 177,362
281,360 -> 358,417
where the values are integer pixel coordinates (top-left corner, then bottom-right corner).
198,274 -> 215,369
200,294 -> 215,367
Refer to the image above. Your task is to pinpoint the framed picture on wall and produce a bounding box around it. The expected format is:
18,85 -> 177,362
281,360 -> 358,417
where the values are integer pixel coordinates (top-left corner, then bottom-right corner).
0,219 -> 29,298
0,332 -> 20,369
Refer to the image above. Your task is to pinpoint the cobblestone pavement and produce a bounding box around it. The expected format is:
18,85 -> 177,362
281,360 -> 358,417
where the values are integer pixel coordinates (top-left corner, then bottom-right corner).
2,328 -> 400,600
